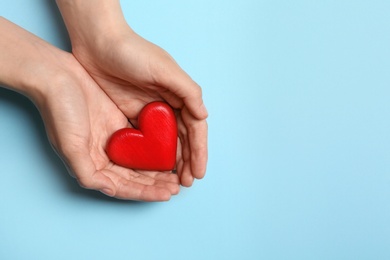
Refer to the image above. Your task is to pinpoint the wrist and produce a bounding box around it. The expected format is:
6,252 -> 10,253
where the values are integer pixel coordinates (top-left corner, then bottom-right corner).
0,17 -> 76,105
56,0 -> 129,52
0,17 -> 46,102
25,52 -> 78,109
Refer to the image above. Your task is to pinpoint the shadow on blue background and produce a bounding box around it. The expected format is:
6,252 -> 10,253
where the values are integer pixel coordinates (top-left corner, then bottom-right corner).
43,0 -> 71,51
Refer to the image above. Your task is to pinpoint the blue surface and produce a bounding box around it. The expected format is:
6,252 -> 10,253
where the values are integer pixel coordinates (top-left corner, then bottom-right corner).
1,0 -> 390,259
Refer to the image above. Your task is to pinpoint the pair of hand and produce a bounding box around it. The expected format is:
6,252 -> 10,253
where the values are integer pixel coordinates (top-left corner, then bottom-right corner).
51,30 -> 208,201
0,1 -> 208,201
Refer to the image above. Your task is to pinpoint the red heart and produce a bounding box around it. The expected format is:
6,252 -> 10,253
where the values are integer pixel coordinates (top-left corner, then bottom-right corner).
106,102 -> 177,171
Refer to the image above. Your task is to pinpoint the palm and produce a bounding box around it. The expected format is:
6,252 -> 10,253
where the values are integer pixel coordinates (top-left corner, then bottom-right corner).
89,71 -> 190,186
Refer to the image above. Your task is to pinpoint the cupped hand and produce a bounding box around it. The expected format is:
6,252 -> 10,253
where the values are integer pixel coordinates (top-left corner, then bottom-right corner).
36,54 -> 180,201
71,29 -> 208,187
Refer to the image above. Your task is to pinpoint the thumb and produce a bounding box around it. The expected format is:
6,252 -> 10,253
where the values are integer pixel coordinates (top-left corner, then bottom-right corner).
157,65 -> 208,120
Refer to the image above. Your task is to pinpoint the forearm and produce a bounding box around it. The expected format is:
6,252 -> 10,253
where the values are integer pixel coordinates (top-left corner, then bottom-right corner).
0,17 -> 42,97
56,0 -> 129,49
0,17 -> 71,103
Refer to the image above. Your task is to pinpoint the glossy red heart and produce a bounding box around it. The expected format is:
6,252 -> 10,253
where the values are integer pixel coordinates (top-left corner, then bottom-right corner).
106,102 -> 177,171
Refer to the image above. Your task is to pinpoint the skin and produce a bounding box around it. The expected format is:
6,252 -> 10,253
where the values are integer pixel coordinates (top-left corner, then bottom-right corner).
56,0 -> 209,187
0,17 -> 180,201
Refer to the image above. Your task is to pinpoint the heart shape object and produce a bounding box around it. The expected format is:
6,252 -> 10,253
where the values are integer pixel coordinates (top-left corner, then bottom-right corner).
106,102 -> 177,171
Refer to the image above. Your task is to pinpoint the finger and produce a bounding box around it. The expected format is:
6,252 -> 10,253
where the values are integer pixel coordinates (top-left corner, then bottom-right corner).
104,171 -> 175,201
181,107 -> 208,180
176,112 -> 194,187
109,163 -> 179,185
159,89 -> 184,109
136,170 -> 180,184
180,162 -> 194,187
157,66 -> 208,120
116,180 -> 173,201
106,165 -> 180,195
175,136 -> 184,179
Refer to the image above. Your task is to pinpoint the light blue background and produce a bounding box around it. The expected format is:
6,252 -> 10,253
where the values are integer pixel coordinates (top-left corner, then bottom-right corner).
1,0 -> 390,259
